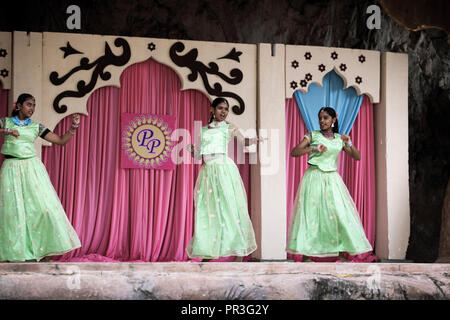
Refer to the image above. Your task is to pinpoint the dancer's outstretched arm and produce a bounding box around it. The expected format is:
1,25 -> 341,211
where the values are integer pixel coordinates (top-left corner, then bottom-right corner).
228,122 -> 265,146
43,114 -> 80,146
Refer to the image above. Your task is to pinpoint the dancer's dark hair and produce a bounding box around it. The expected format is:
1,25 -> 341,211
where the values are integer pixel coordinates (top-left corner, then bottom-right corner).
12,93 -> 34,117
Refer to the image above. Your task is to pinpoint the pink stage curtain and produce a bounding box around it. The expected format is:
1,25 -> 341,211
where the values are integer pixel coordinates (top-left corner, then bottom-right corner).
286,95 -> 377,262
42,58 -> 251,262
0,88 -> 8,167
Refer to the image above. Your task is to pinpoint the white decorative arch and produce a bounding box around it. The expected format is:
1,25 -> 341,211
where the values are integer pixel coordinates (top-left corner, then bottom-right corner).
285,44 -> 380,103
42,32 -> 257,132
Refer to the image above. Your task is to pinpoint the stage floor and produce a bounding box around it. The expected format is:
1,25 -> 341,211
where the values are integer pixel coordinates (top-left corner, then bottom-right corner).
0,262 -> 449,300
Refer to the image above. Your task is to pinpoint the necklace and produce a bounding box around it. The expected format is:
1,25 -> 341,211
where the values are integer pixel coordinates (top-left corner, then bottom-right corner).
208,120 -> 226,128
12,116 -> 32,127
320,130 -> 334,138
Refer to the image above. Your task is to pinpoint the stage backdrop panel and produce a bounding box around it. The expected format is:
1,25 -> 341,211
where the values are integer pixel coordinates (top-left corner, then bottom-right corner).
0,32 -> 11,90
41,32 -> 257,136
285,45 -> 380,103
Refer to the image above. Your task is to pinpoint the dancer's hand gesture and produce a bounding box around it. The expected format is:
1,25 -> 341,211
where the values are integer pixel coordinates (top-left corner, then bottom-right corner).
341,134 -> 351,144
72,113 -> 80,125
317,144 -> 327,153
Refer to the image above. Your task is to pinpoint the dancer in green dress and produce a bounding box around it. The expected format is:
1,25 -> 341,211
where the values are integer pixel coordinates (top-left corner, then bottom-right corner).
0,93 -> 81,262
186,98 -> 260,262
287,107 -> 372,261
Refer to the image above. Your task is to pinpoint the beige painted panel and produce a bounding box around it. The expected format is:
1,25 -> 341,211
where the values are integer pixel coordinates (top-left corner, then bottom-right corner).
11,32 -> 45,154
374,54 -> 389,259
286,45 -> 380,103
42,32 -> 256,132
12,32 -> 43,114
375,52 -> 410,260
384,52 -> 410,259
255,43 -> 287,260
0,32 -> 11,90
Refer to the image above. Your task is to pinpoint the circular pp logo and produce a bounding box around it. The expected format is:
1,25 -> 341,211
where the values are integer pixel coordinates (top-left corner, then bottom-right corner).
132,124 -> 166,159
122,115 -> 174,169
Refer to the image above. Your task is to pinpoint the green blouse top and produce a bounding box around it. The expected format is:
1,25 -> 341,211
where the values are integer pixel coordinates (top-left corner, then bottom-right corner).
306,130 -> 344,172
200,123 -> 232,155
0,118 -> 50,159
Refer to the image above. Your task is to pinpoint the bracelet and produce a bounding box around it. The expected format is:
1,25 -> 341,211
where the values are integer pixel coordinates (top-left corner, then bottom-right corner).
71,124 -> 79,129
311,145 -> 319,152
3,128 -> 11,135
345,141 -> 352,148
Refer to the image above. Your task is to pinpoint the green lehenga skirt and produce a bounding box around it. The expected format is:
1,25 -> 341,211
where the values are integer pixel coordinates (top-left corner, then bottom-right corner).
287,166 -> 372,257
186,156 -> 257,259
0,157 -> 81,262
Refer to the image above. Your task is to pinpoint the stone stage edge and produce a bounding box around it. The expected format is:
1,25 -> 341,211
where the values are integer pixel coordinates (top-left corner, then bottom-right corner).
0,262 -> 449,300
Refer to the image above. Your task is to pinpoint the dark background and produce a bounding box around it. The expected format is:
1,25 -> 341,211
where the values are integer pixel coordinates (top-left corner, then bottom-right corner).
1,0 -> 449,262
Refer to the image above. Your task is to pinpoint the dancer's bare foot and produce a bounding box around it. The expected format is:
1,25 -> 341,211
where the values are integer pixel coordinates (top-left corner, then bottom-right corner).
234,256 -> 244,262
302,255 -> 313,262
337,253 -> 348,262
